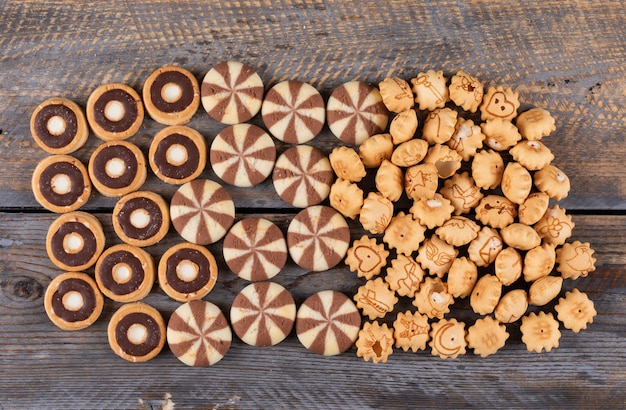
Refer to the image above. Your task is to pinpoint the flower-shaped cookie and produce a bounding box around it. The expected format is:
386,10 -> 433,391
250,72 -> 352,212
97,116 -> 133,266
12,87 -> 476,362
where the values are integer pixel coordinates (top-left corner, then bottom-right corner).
393,311 -> 431,352
520,312 -> 561,353
345,235 -> 389,280
429,318 -> 467,359
356,321 -> 394,364
466,316 -> 509,358
555,289 -> 597,333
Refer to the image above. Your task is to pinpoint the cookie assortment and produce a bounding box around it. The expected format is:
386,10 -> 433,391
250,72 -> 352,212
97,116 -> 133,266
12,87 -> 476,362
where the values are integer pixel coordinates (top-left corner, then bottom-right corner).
33,62 -> 597,364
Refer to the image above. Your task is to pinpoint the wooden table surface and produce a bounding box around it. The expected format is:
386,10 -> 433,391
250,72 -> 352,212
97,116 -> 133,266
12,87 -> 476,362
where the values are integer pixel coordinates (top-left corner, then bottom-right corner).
1,1 -> 625,408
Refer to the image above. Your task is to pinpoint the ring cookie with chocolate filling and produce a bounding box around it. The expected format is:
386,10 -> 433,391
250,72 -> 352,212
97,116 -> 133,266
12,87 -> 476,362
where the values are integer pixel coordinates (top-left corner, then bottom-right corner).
230,281 -> 296,347
107,302 -> 166,363
95,244 -> 155,303
223,218 -> 287,281
261,80 -> 325,144
201,61 -> 264,125
296,290 -> 361,356
158,242 -> 218,302
167,300 -> 232,367
112,191 -> 169,247
170,179 -> 235,245
44,271 -> 104,331
149,125 -> 206,185
30,97 -> 89,154
86,83 -> 144,141
287,205 -> 350,272
272,145 -> 334,208
88,140 -> 147,197
210,124 -> 276,187
46,211 -> 105,272
142,65 -> 200,125
32,154 -> 91,213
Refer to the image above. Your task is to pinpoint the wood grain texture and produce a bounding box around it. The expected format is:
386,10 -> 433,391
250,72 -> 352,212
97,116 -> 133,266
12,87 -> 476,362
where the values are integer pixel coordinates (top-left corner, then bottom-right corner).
1,0 -> 626,408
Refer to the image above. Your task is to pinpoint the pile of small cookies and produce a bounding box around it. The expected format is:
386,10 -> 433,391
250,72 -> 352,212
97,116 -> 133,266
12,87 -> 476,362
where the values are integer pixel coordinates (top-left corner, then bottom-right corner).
327,70 -> 598,361
30,62 -> 597,365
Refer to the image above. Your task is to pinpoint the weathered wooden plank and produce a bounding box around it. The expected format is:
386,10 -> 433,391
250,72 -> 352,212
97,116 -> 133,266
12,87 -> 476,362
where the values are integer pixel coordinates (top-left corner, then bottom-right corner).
0,212 -> 625,408
0,0 -> 625,210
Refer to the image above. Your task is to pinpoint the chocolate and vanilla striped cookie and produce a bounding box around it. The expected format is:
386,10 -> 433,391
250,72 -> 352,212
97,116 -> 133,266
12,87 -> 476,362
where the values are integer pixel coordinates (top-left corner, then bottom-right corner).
261,80 -> 325,144
210,124 -> 276,187
326,80 -> 389,145
167,300 -> 232,367
223,218 -> 287,281
296,290 -> 361,356
201,61 -> 264,125
230,281 -> 296,347
272,145 -> 333,208
287,205 -> 350,271
170,179 -> 235,245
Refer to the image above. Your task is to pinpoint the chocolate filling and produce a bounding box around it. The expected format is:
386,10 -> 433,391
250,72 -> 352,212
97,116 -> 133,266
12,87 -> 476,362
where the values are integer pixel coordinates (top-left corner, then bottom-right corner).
97,250 -> 145,295
39,161 -> 86,207
115,197 -> 163,240
150,71 -> 195,113
91,144 -> 138,188
165,248 -> 211,294
50,221 -> 97,267
115,312 -> 162,357
34,104 -> 78,148
51,277 -> 97,322
153,133 -> 200,180
93,88 -> 138,133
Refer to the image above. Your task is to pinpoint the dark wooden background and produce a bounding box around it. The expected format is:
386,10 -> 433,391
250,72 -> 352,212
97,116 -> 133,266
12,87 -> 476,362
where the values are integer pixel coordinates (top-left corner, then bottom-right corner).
1,1 -> 625,408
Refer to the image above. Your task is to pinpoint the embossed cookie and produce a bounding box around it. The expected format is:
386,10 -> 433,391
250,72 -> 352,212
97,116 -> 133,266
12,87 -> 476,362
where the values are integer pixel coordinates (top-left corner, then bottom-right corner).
287,205 -> 350,271
326,81 -> 389,145
44,271 -> 104,331
515,107 -> 556,141
107,302 -> 166,362
230,281 -> 296,347
494,289 -> 528,323
360,192 -> 394,234
528,275 -> 563,306
223,218 -> 287,281
410,193 -> 454,230
356,321 -> 394,364
46,211 -> 105,272
375,160 -> 404,202
30,97 -> 89,154
393,311 -> 430,352
113,191 -> 169,247
328,146 -> 366,182
520,311 -> 561,353
495,247 -> 523,286
475,195 -> 517,229
410,70 -> 449,111
262,80 -> 325,144
95,244 -> 155,303
466,316 -> 509,358
412,277 -> 453,319
468,226 -> 503,267
89,140 -> 147,197
481,118 -> 522,151
436,216 -> 480,247
534,205 -> 574,246
556,241 -> 597,280
440,172 -> 483,215
422,108 -> 458,145
378,77 -> 414,113
385,254 -> 424,298
518,192 -> 550,226
391,138 -> 429,167
170,179 -> 235,245
470,274 -> 502,315
32,154 -> 91,213
429,318 -> 466,359
510,140 -> 554,171
555,289 -> 597,333
354,277 -> 398,320
404,163 -> 439,200
201,61 -> 264,124
449,71 -> 484,112
423,143 -> 462,179
359,133 -> 394,168
383,212 -> 426,256
416,235 -> 457,278
272,145 -> 333,208
471,149 -> 504,190
142,65 -> 200,125
149,125 -> 207,185
167,300 -> 232,366
389,109 -> 418,144
345,235 -> 389,280
447,118 -> 484,161
296,290 -> 361,356
480,85 -> 520,121
534,164 -> 570,201
87,83 -> 144,141
210,124 -> 276,187
158,242 -> 218,302
500,223 -> 541,251
501,161 -> 532,204
446,257 -> 478,299
523,243 -> 557,282
329,178 -> 364,220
